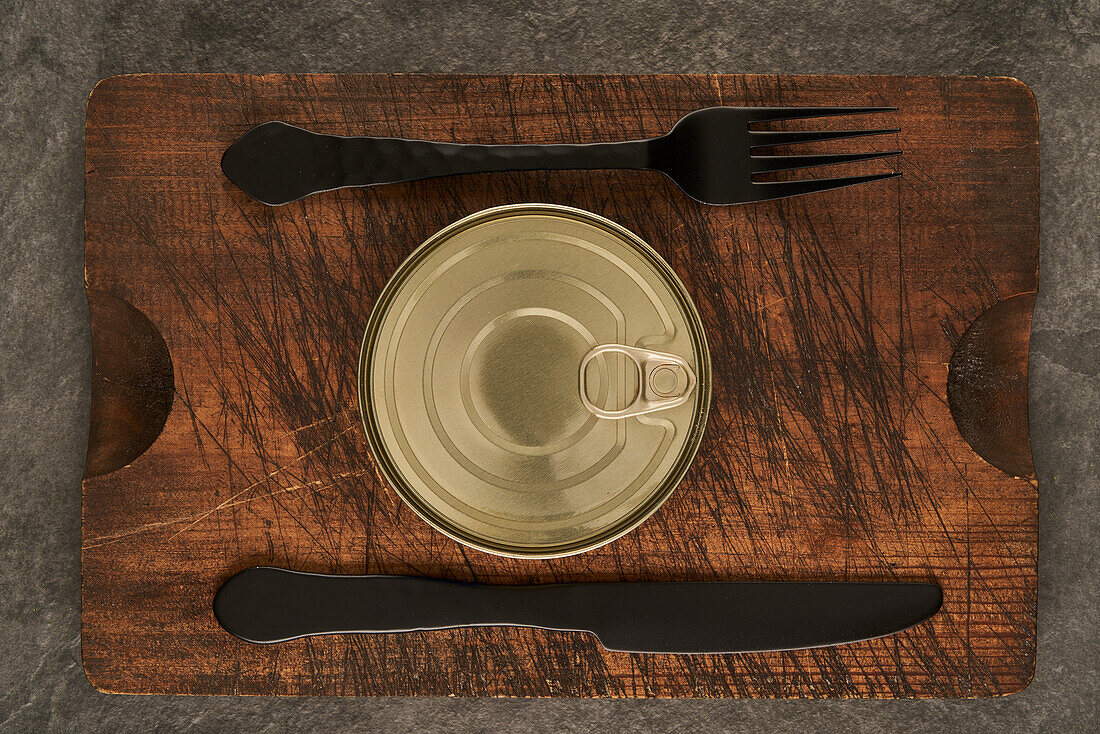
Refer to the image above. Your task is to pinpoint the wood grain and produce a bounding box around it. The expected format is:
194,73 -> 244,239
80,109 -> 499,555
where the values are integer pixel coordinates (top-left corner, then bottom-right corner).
81,74 -> 1039,697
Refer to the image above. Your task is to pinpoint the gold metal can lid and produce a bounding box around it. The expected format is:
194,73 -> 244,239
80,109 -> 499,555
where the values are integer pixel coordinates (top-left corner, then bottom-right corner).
359,204 -> 710,558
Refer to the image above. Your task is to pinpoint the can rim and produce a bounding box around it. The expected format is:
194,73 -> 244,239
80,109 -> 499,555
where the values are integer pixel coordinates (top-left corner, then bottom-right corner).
357,203 -> 711,559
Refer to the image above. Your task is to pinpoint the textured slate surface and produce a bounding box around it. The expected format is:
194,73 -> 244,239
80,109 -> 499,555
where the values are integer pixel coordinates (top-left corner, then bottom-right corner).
0,0 -> 1097,730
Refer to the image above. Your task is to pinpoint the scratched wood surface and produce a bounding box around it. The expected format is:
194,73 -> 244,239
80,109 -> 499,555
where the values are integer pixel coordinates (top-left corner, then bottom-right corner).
82,74 -> 1038,697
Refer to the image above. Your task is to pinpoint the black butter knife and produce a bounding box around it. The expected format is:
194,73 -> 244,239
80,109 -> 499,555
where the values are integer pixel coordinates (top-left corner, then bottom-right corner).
214,567 -> 941,653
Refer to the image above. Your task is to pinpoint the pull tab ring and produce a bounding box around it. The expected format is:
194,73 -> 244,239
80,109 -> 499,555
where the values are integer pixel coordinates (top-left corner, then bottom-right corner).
579,344 -> 697,420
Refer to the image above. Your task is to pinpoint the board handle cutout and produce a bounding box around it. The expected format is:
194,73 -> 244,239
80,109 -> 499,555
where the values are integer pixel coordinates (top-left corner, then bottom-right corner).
85,290 -> 175,478
947,292 -> 1035,478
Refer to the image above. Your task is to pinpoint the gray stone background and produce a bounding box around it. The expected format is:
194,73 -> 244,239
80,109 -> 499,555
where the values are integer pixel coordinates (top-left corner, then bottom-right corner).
1,0 -> 1096,731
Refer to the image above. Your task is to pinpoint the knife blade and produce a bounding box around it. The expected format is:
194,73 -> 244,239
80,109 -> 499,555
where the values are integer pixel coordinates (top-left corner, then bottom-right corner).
214,567 -> 941,653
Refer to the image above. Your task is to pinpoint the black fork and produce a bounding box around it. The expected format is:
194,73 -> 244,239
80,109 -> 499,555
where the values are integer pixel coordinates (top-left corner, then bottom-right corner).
222,106 -> 901,206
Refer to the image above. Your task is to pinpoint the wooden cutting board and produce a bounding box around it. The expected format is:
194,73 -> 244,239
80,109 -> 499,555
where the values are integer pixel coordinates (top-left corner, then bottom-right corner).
81,74 -> 1039,698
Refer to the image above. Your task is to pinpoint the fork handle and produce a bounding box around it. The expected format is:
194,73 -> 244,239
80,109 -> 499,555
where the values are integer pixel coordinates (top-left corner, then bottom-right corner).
221,121 -> 652,205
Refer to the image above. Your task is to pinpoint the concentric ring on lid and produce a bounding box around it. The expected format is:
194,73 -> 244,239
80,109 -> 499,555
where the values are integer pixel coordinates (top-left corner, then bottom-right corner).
358,204 -> 710,558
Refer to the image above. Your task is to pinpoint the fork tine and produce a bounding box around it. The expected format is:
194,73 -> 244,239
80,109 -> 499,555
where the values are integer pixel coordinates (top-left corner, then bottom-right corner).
745,106 -> 896,122
750,171 -> 900,201
749,128 -> 899,147
753,150 -> 900,174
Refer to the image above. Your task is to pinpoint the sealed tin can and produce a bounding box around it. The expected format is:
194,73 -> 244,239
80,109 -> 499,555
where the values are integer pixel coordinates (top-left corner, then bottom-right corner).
358,204 -> 710,558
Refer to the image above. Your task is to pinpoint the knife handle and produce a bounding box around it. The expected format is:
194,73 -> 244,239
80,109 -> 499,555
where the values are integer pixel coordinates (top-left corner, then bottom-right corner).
220,121 -> 652,205
214,566 -> 571,643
